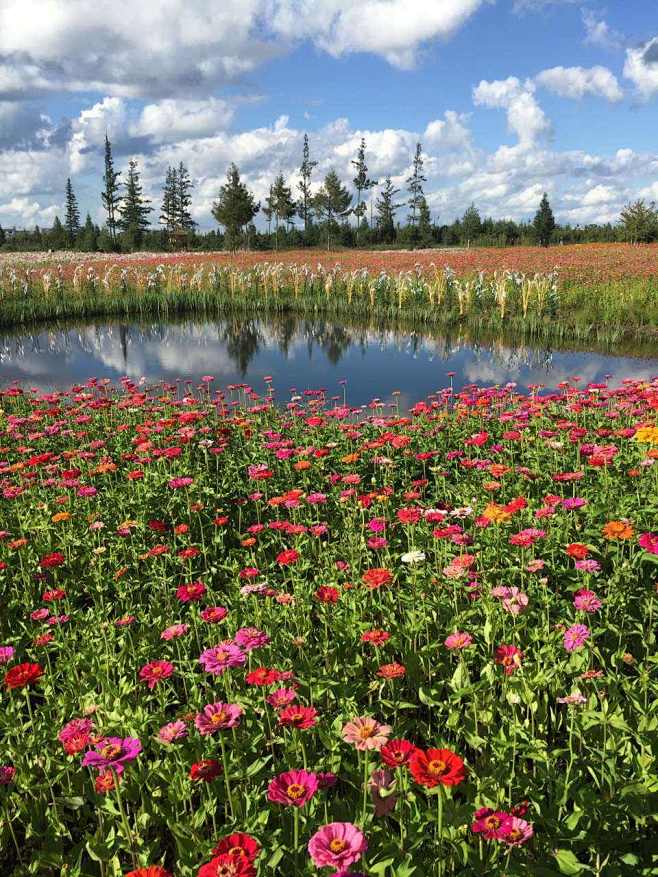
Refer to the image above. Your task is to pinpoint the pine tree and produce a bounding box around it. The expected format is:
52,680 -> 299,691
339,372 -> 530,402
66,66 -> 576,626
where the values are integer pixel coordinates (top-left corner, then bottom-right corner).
0,224 -> 5,247
160,167 -> 178,234
79,213 -> 98,252
351,137 -> 377,245
533,193 -> 556,247
313,170 -> 352,250
64,178 -> 80,246
375,177 -> 402,243
406,142 -> 426,246
417,196 -> 433,246
175,162 -> 196,232
101,134 -> 121,244
297,134 -> 318,241
263,186 -> 274,237
211,163 -> 260,251
270,173 -> 296,249
50,216 -> 67,250
117,159 -> 153,250
461,203 -> 482,246
619,199 -> 657,244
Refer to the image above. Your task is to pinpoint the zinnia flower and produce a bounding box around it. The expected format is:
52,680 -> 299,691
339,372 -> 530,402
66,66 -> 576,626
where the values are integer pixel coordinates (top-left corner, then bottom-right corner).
471,808 -> 513,840
0,765 -> 16,785
638,533 -> 658,555
139,660 -> 174,689
564,624 -> 590,652
158,720 -> 188,744
380,739 -> 418,768
307,822 -> 368,870
195,702 -> 243,735
4,662 -> 44,690
409,748 -> 466,788
58,717 -> 93,754
503,817 -> 534,846
267,769 -> 318,807
0,645 -> 16,664
369,769 -> 398,816
199,643 -> 246,675
444,631 -> 473,650
278,705 -> 318,730
573,589 -> 602,613
82,737 -> 141,774
495,644 -> 523,675
342,716 -> 392,751
126,868 -> 173,877
212,832 -> 260,862
189,759 -> 222,782
197,853 -> 256,877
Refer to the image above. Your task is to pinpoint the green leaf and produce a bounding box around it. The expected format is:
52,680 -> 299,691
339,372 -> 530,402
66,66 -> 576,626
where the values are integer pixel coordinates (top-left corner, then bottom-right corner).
554,849 -> 588,875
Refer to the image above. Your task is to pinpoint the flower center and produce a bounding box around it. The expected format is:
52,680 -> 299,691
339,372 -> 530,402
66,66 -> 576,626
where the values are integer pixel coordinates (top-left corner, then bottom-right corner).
485,815 -> 501,829
329,839 -> 348,853
508,828 -> 522,841
358,724 -> 376,739
428,759 -> 446,776
286,783 -> 305,799
101,743 -> 122,760
211,711 -> 226,725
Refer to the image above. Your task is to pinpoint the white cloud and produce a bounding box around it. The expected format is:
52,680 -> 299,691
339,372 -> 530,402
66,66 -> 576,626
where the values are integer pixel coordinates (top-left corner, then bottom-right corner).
582,10 -> 623,51
132,98 -> 234,144
623,37 -> 658,99
267,0 -> 485,69
535,66 -> 623,102
473,77 -> 551,148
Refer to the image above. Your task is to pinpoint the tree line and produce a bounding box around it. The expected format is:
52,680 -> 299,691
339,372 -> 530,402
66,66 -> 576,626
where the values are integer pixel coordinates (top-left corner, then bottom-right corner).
1,134 -> 657,252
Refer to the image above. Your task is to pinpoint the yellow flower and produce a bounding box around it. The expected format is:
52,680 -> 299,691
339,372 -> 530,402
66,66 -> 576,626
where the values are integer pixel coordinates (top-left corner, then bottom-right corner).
634,426 -> 658,445
482,503 -> 512,523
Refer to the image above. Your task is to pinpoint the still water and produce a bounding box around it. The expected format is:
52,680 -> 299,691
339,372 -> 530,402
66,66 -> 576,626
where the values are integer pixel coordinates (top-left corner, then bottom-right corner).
0,314 -> 656,405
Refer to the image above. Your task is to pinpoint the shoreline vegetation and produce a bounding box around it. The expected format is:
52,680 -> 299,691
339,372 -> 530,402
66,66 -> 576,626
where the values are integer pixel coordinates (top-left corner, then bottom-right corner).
1,245 -> 657,341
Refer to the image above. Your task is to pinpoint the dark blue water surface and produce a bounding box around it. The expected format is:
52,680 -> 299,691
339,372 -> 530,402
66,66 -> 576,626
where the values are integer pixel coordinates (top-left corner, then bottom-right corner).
0,315 -> 656,406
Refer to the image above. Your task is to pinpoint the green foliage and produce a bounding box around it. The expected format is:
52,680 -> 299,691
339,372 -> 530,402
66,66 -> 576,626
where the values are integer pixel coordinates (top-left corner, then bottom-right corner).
211,163 -> 260,251
101,134 -> 121,244
533,193 -> 556,248
313,170 -> 353,249
297,133 -> 318,239
64,178 -> 81,245
117,159 -> 153,250
619,200 -> 657,244
375,177 -> 402,243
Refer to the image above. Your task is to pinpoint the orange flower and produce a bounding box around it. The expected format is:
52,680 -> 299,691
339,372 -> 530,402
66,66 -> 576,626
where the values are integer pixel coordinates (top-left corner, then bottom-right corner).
602,520 -> 634,540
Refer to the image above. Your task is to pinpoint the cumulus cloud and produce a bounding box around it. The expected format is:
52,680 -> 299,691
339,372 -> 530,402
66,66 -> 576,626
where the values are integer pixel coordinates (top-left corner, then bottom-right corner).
473,77 -> 551,148
623,37 -> 658,99
131,98 -> 235,144
582,10 -> 623,51
535,66 -> 623,102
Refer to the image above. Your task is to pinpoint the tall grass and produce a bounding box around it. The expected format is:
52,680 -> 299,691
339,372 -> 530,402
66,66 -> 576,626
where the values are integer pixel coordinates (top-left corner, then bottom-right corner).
0,261 -> 656,341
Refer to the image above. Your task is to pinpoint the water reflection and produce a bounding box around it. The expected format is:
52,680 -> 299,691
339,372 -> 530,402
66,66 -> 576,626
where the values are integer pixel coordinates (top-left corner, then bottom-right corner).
0,314 -> 656,404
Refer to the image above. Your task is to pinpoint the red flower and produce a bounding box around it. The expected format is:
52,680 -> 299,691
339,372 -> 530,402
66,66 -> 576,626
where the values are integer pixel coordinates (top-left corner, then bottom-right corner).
409,748 -> 466,788
212,833 -> 260,862
380,739 -> 418,768
495,644 -> 523,675
189,759 -> 222,782
315,586 -> 340,604
95,770 -> 118,794
377,662 -> 405,679
361,629 -> 390,646
362,568 -> 393,590
198,854 -> 256,877
276,549 -> 299,566
245,667 -> 281,686
4,662 -> 44,690
566,542 -> 589,560
277,705 -> 318,730
40,551 -> 65,568
176,581 -> 206,603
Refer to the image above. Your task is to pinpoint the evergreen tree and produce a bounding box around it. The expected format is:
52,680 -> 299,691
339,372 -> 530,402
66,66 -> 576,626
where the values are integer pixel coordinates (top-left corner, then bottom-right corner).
49,216 -> 67,250
375,177 -> 402,243
79,213 -> 98,252
263,186 -> 274,237
175,162 -> 196,231
461,203 -> 482,246
211,163 -> 259,251
271,172 -> 296,249
313,170 -> 352,250
417,196 -> 433,246
351,137 -> 377,245
0,224 -> 5,247
117,159 -> 153,250
64,178 -> 81,246
406,142 -> 426,246
619,199 -> 657,243
297,133 -> 318,240
533,192 -> 556,247
101,134 -> 121,244
160,167 -> 178,234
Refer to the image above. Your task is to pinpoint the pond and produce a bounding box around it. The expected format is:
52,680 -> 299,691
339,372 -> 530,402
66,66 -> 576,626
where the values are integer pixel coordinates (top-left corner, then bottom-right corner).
0,313 -> 656,404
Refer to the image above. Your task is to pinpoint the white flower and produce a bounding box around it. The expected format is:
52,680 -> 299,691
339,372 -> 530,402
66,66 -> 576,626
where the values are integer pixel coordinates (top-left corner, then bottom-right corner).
400,550 -> 426,565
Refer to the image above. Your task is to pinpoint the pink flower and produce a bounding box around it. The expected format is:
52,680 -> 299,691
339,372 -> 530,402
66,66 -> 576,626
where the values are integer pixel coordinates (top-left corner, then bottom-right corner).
58,718 -> 94,754
638,533 -> 658,555
161,623 -> 189,641
168,477 -> 193,489
307,822 -> 368,870
200,606 -> 228,623
342,716 -> 391,751
158,720 -> 188,744
575,559 -> 601,573
444,631 -> 473,650
267,687 -> 297,709
501,588 -> 529,616
557,692 -> 587,705
564,624 -> 590,652
199,642 -> 246,675
573,589 -> 602,613
0,765 -> 16,785
503,817 -> 534,846
82,737 -> 141,775
234,627 -> 270,652
195,702 -> 244,735
139,660 -> 174,689
267,769 -> 318,807
0,646 -> 15,664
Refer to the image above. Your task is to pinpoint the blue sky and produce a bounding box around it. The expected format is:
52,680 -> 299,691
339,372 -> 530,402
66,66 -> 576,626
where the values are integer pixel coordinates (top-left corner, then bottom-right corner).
0,0 -> 657,230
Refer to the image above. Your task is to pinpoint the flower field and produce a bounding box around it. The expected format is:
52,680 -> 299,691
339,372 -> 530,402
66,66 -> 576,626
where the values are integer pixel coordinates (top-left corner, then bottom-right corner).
1,376 -> 657,876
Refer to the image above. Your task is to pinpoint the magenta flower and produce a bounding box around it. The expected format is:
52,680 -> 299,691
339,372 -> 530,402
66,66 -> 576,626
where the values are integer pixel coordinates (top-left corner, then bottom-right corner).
503,817 -> 534,846
267,769 -> 318,807
195,702 -> 244,735
639,532 -> 658,555
0,765 -> 16,785
200,606 -> 228,623
564,624 -> 590,652
82,737 -> 141,774
168,477 -> 193,489
199,642 -> 246,675
573,589 -> 602,613
0,646 -> 15,664
234,627 -> 270,652
267,687 -> 297,709
471,808 -> 513,840
575,559 -> 601,573
308,822 -> 368,869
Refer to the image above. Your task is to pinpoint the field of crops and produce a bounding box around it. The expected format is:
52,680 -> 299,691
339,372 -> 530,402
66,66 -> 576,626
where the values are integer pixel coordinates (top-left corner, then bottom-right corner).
1,376 -> 657,876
